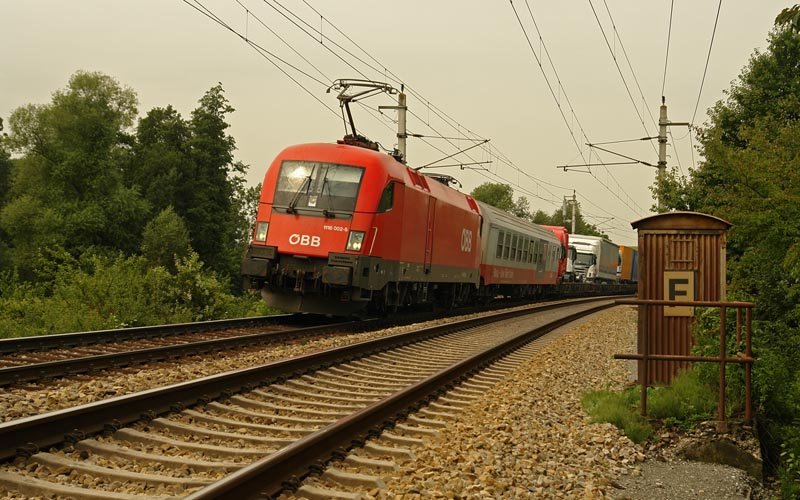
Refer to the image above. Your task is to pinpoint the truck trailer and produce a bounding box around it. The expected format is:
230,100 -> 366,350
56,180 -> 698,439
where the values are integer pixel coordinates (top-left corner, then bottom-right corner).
617,245 -> 638,283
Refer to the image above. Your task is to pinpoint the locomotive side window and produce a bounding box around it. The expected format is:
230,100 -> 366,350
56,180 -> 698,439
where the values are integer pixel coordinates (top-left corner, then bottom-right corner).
274,160 -> 364,215
377,182 -> 395,212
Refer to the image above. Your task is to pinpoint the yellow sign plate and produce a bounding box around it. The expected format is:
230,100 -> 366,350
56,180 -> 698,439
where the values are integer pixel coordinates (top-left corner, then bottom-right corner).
664,271 -> 695,317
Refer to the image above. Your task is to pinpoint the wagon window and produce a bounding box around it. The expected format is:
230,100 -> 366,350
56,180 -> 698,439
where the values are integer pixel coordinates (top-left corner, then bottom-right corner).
496,231 -> 504,259
512,235 -> 518,261
503,232 -> 511,260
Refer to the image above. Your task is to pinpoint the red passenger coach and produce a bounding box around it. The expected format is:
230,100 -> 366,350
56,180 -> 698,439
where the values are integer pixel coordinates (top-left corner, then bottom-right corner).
241,143 -> 482,314
543,225 -> 569,283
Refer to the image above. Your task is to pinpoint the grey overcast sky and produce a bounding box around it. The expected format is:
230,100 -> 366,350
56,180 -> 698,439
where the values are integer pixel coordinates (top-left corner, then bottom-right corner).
0,1 -> 789,245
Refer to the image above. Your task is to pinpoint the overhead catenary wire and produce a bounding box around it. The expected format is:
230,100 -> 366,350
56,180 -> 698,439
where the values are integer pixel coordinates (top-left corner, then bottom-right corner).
599,0 -> 660,130
511,0 -> 646,217
668,129 -> 685,176
520,0 -> 647,215
661,0 -> 675,98
291,0 -> 634,227
182,0 -> 339,119
190,0 -> 638,237
587,0 -> 659,156
293,0 -> 574,201
691,0 -> 723,126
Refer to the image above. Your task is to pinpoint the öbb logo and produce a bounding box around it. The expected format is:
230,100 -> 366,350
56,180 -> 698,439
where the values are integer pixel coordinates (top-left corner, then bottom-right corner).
289,234 -> 321,247
460,229 -> 473,252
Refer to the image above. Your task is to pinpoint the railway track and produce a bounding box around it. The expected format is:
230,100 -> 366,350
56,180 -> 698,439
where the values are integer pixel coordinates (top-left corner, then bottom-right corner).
0,296 -> 620,499
0,314 -> 349,386
0,284 -> 634,387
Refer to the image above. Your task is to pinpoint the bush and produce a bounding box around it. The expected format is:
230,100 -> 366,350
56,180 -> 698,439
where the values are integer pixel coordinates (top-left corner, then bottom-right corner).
0,251 -> 273,338
141,206 -> 192,271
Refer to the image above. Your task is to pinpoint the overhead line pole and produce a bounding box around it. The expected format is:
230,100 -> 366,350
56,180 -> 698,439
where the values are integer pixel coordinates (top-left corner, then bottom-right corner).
657,97 -> 689,211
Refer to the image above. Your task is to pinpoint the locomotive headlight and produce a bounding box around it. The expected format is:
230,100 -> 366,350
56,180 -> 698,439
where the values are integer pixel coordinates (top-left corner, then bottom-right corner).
346,230 -> 366,252
254,222 -> 269,242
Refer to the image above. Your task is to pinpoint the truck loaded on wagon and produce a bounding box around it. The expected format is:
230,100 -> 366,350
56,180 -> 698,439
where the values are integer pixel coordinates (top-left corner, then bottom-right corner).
568,234 -> 620,284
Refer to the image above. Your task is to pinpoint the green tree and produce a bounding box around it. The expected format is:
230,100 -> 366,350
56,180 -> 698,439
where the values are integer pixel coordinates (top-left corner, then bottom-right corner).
185,84 -> 239,280
141,206 -> 192,271
471,182 -> 515,212
127,105 -> 192,213
0,117 -> 10,207
471,182 -> 608,237
470,182 -> 531,219
0,119 -> 11,269
1,71 -> 149,275
529,205 -> 607,238
777,5 -> 800,32
126,85 -> 251,286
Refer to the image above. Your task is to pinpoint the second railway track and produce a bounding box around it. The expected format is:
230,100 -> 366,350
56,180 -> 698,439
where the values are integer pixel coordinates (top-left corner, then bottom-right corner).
0,285 -> 633,387
0,296 -> 620,499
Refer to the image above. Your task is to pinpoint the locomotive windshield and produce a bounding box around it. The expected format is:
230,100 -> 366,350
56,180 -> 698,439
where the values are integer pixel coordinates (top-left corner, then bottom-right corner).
274,160 -> 364,216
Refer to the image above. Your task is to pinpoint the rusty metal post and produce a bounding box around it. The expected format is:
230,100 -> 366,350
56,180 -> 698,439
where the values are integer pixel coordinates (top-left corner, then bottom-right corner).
641,306 -> 649,416
718,306 -> 727,431
736,308 -> 742,344
745,307 -> 752,421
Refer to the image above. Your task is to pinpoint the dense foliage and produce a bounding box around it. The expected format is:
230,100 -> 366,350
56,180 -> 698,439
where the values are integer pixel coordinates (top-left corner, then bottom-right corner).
0,72 -> 270,337
470,182 -> 608,238
653,14 -> 800,495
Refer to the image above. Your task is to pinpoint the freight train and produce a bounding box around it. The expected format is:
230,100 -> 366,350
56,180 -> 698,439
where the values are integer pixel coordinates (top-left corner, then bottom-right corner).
241,139 -> 632,315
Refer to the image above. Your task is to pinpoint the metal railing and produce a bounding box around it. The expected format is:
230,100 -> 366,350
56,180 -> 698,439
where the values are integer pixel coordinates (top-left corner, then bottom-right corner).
614,298 -> 754,430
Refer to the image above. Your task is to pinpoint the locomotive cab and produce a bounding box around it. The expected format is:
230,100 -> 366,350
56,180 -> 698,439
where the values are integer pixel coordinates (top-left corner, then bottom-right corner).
242,144 -> 384,314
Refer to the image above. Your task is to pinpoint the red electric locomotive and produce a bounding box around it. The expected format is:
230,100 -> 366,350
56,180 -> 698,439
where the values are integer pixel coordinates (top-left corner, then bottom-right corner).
241,142 -> 483,314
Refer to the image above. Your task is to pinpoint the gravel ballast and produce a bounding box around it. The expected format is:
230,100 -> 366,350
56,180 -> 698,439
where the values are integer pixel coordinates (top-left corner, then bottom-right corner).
370,306 -> 643,498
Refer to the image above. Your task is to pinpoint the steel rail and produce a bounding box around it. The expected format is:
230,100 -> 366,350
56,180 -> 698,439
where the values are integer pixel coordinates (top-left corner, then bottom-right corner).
0,314 -> 304,354
0,296 -> 616,461
0,319 -> 362,386
187,300 -> 617,498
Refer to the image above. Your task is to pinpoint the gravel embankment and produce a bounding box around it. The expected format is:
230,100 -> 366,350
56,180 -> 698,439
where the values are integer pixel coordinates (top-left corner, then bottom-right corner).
361,306 -> 643,498
0,303 -> 558,422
